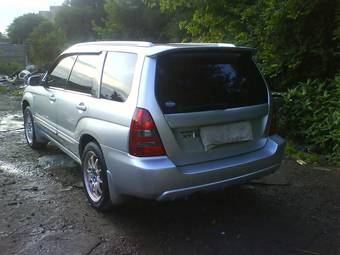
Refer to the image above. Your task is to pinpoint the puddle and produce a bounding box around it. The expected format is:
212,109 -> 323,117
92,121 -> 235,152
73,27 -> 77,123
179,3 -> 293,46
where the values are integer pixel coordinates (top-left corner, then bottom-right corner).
38,155 -> 77,169
0,160 -> 36,177
0,112 -> 23,132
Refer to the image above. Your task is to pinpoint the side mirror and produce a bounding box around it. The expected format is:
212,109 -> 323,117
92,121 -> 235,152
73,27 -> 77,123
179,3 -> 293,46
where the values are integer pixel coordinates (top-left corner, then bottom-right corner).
26,74 -> 43,86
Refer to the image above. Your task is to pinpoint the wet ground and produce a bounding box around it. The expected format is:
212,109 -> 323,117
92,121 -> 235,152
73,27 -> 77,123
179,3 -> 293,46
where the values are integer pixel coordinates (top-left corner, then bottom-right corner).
0,89 -> 339,255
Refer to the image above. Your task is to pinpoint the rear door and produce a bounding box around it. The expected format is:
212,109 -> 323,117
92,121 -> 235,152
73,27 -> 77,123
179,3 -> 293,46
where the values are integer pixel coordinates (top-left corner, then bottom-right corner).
145,48 -> 270,166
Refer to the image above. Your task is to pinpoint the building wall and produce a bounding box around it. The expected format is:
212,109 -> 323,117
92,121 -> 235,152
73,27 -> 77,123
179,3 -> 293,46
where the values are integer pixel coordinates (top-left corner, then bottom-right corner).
49,6 -> 63,21
38,6 -> 62,22
38,11 -> 51,21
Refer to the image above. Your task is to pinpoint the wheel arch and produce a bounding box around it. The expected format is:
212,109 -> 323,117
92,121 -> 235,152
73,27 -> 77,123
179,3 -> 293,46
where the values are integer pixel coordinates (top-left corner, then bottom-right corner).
22,100 -> 30,112
21,92 -> 34,113
79,134 -> 100,158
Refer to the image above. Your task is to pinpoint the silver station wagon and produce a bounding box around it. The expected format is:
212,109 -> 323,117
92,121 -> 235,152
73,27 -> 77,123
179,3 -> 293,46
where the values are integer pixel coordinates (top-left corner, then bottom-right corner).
22,41 -> 285,211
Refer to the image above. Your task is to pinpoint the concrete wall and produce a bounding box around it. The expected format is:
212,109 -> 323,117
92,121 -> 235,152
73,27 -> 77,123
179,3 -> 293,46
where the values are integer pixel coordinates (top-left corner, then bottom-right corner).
0,42 -> 27,66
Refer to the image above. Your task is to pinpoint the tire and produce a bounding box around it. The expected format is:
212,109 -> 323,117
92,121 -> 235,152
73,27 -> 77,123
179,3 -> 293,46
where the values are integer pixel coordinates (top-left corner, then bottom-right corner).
82,142 -> 121,211
23,107 -> 47,149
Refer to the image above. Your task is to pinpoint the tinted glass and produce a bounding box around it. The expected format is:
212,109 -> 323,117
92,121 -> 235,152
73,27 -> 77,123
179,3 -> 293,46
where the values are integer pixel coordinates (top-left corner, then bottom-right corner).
156,51 -> 268,113
48,55 -> 76,88
67,54 -> 100,95
100,52 -> 137,102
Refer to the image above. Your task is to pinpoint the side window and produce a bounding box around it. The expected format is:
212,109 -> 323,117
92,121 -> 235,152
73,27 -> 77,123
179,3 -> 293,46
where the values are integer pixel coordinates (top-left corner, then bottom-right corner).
67,54 -> 101,95
48,55 -> 76,88
101,52 -> 137,102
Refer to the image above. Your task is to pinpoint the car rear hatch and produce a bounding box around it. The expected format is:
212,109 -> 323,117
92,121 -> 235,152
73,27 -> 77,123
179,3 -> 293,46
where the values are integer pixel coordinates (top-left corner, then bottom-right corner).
152,47 -> 270,166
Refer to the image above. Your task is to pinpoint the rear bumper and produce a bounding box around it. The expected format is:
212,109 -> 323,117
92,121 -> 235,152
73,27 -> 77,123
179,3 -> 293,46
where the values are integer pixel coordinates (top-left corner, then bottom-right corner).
157,164 -> 278,200
102,135 -> 285,201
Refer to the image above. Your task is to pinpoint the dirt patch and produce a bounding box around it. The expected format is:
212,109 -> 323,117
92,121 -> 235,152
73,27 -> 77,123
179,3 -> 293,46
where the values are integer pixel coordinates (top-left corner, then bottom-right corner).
0,93 -> 339,255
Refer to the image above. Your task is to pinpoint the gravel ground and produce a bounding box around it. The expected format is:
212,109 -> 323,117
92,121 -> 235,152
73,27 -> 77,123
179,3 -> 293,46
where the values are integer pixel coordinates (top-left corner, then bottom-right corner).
0,91 -> 339,255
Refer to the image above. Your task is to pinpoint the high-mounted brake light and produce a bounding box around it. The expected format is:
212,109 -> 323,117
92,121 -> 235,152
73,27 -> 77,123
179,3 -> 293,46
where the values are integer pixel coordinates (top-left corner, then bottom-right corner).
129,108 -> 166,157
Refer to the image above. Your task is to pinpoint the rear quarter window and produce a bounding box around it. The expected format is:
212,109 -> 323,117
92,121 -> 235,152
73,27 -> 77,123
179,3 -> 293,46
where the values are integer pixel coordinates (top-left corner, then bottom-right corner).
155,51 -> 268,114
100,52 -> 137,102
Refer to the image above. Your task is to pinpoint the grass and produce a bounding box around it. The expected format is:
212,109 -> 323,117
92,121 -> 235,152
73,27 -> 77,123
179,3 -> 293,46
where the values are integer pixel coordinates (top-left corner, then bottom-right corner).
0,85 -> 23,97
9,89 -> 23,97
0,86 -> 8,94
285,140 -> 321,165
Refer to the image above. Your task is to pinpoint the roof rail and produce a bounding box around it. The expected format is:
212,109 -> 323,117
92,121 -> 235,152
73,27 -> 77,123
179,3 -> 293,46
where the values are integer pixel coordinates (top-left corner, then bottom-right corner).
167,42 -> 236,47
74,41 -> 154,47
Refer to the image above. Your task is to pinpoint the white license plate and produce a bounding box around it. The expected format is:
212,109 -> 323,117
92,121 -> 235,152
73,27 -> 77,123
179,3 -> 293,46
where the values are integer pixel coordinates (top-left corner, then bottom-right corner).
200,121 -> 253,151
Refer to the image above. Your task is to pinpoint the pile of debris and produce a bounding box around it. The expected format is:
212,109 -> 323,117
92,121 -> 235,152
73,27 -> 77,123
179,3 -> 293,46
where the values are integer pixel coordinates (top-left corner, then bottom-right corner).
0,64 -> 40,86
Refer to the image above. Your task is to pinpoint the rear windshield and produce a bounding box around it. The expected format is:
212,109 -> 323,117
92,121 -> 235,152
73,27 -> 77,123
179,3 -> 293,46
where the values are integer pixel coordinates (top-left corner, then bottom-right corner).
155,51 -> 268,114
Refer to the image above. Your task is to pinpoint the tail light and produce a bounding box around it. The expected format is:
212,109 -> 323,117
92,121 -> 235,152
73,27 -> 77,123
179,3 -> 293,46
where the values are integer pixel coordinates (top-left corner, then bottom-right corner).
129,108 -> 166,157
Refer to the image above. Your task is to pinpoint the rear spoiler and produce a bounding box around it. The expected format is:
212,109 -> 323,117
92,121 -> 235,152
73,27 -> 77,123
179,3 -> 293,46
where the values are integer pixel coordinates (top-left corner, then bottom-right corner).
149,46 -> 256,58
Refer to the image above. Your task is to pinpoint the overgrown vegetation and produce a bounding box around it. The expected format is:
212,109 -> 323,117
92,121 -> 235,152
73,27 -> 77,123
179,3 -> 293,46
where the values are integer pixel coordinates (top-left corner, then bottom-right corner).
0,60 -> 22,76
7,14 -> 46,44
5,0 -> 340,164
0,86 -> 8,94
9,89 -> 24,97
26,21 -> 66,67
159,0 -> 339,90
95,0 -> 178,42
279,76 -> 340,164
55,0 -> 105,43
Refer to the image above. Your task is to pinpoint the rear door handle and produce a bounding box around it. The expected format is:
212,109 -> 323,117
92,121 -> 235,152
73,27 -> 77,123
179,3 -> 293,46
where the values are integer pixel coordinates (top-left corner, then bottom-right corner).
76,102 -> 87,111
49,95 -> 56,102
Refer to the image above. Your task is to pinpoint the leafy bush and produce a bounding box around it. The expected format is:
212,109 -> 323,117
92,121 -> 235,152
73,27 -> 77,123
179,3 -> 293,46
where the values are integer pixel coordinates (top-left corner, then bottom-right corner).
278,76 -> 340,164
0,61 -> 22,76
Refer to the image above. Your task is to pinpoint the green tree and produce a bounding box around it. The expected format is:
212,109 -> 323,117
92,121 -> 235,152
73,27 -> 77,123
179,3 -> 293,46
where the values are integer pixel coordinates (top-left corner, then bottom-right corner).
7,14 -> 46,44
26,21 -> 66,66
160,0 -> 339,90
95,0 -> 184,42
55,0 -> 105,42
